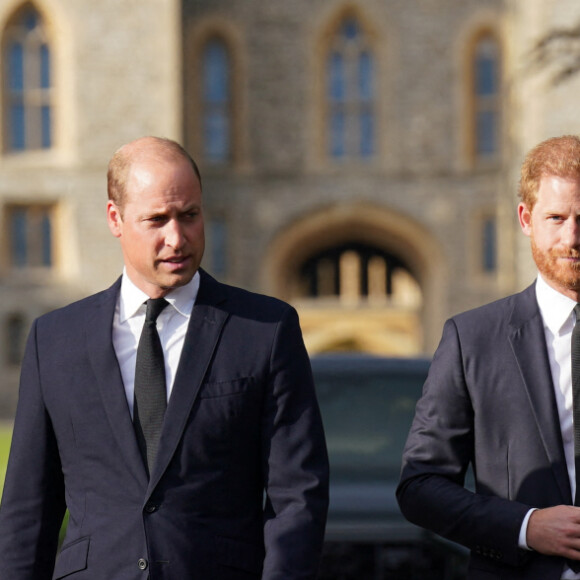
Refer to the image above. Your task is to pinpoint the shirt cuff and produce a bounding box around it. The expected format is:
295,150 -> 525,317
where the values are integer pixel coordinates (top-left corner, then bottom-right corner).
518,508 -> 538,550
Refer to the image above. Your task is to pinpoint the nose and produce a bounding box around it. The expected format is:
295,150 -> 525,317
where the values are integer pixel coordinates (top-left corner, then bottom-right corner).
164,219 -> 185,250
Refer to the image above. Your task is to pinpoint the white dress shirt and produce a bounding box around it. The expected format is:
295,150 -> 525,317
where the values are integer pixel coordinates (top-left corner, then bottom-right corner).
521,274 -> 580,579
112,270 -> 200,416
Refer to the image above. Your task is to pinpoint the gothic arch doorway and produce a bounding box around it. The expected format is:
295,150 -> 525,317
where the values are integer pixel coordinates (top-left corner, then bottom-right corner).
262,203 -> 447,355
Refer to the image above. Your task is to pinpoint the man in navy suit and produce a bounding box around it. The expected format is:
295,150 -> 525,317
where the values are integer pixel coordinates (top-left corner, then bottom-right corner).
0,136 -> 329,580
398,134 -> 580,579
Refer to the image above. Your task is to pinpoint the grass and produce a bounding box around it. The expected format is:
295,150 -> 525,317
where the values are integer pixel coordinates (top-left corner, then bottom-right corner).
0,422 -> 13,499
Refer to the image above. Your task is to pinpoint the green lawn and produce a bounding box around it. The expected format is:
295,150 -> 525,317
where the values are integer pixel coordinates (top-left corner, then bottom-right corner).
0,423 -> 13,499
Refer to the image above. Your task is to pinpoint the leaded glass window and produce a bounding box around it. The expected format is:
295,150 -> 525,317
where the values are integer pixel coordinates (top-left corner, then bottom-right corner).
327,18 -> 375,160
3,5 -> 53,152
473,36 -> 501,158
203,39 -> 230,163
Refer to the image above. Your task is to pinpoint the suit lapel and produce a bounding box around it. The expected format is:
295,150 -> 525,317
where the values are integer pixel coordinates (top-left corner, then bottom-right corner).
148,270 -> 229,492
85,279 -> 149,489
508,283 -> 572,503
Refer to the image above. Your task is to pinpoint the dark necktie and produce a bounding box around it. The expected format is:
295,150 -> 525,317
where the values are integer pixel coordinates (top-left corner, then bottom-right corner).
133,298 -> 169,475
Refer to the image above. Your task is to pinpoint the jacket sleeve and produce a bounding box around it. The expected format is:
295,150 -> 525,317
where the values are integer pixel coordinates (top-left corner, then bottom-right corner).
0,319 -> 66,580
261,306 -> 329,580
396,318 -> 531,568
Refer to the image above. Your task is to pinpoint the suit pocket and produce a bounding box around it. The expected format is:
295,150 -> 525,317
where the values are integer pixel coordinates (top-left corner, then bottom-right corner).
199,377 -> 255,399
215,535 -> 264,575
52,536 -> 89,579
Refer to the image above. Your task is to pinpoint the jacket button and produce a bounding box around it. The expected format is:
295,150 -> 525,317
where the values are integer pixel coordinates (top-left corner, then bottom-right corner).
145,503 -> 158,513
138,558 -> 148,570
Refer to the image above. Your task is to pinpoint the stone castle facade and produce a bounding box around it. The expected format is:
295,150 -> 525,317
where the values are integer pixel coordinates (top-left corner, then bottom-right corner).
0,0 -> 577,415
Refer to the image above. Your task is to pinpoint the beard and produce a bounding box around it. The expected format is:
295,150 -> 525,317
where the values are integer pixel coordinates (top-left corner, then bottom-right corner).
532,238 -> 580,291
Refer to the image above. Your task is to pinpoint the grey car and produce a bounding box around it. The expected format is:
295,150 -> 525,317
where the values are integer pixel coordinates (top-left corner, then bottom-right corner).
311,353 -> 468,580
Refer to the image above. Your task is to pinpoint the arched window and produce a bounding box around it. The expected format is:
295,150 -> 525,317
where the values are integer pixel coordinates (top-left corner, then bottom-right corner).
3,4 -> 53,152
472,34 -> 501,160
327,17 -> 375,160
202,38 -> 230,163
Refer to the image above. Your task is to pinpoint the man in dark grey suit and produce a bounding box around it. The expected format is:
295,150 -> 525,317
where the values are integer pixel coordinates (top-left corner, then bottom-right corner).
0,136 -> 329,580
398,135 -> 580,579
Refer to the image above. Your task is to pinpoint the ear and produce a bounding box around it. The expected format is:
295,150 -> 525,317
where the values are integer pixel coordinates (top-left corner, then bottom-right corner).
518,202 -> 533,237
107,200 -> 123,238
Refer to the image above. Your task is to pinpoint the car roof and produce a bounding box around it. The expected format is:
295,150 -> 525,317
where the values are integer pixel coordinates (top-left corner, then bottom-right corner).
310,353 -> 431,374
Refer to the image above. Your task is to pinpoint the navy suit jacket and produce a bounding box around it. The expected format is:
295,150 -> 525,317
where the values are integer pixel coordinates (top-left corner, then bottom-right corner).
0,270 -> 329,580
397,282 -> 572,580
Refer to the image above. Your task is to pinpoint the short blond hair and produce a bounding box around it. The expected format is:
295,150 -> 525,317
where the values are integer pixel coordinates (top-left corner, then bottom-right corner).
107,136 -> 202,212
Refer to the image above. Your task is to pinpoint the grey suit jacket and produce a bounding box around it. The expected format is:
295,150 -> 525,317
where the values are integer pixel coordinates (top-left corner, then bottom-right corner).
397,282 -> 571,580
0,269 -> 329,580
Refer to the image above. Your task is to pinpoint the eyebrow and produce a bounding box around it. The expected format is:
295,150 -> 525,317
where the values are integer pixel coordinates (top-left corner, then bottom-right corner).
142,203 -> 201,217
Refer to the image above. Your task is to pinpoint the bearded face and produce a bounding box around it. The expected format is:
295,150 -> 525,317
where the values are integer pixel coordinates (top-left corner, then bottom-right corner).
531,238 -> 580,292
519,175 -> 580,300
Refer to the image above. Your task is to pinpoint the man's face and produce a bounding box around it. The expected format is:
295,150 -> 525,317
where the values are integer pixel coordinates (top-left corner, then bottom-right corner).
519,175 -> 580,300
107,156 -> 205,298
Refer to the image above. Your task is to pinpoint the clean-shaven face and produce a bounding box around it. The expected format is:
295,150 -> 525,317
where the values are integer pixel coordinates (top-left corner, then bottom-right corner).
107,155 -> 205,298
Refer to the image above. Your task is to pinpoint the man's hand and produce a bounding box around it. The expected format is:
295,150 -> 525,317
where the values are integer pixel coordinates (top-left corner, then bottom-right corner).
527,505 -> 580,560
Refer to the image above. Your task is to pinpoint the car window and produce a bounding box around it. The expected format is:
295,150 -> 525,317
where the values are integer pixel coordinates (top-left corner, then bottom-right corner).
314,367 -> 425,481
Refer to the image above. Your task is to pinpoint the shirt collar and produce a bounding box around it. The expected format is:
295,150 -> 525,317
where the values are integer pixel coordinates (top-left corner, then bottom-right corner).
118,270 -> 200,323
536,273 -> 577,335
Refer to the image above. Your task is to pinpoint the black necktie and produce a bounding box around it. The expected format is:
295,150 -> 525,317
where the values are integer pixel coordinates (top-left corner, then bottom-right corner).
133,298 -> 169,475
